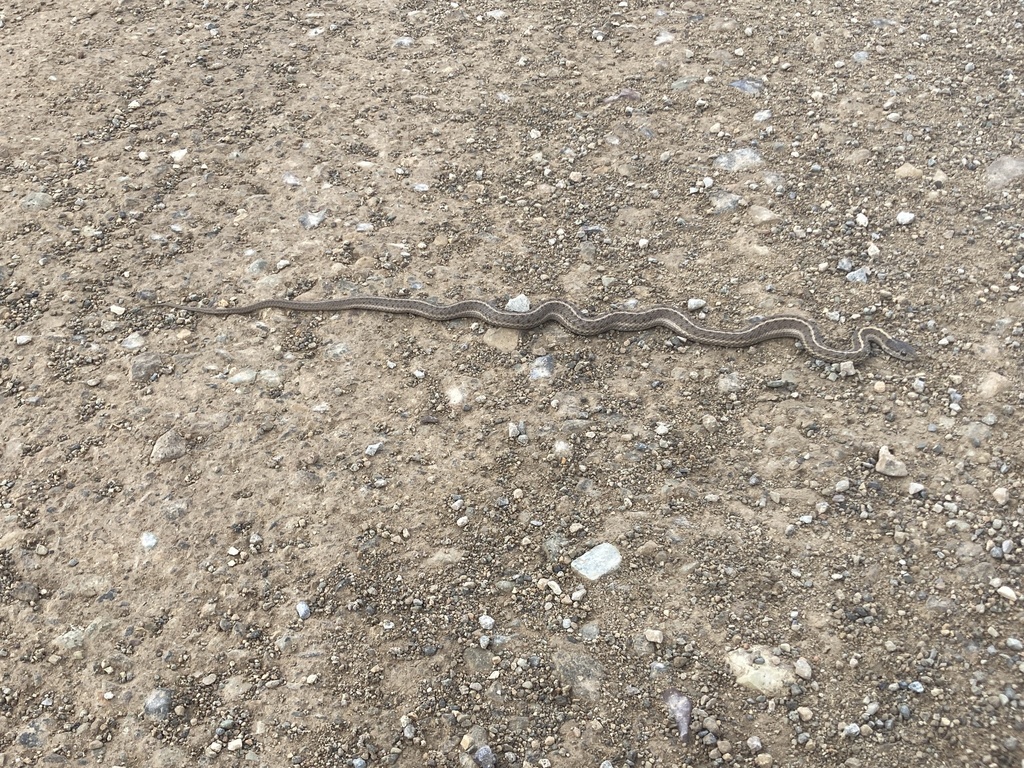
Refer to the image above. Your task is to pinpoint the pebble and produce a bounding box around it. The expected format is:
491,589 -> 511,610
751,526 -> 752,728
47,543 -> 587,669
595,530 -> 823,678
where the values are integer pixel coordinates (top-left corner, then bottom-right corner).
365,442 -> 383,457
571,543 -> 621,580
708,190 -> 741,212
713,147 -> 763,171
997,586 -> 1017,602
717,372 -> 744,394
257,369 -> 283,389
875,445 -> 908,477
20,191 -> 54,210
478,614 -> 495,631
296,601 -> 311,620
15,334 -> 32,346
908,482 -> 925,496
796,706 -> 814,722
130,352 -> 165,382
687,298 -> 706,311
846,267 -> 869,283
505,294 -> 531,312
472,745 -> 496,768
747,205 -> 779,224
144,688 -> 173,719
842,723 -> 861,738
530,355 -> 554,380
150,430 -> 187,464
227,369 -> 258,385
121,331 -> 147,350
896,211 -> 916,226
298,210 -> 326,229
644,629 -> 664,644
793,657 -> 813,680
894,163 -> 923,179
984,156 -> 1024,190
993,487 -> 1009,506
1007,638 -> 1023,653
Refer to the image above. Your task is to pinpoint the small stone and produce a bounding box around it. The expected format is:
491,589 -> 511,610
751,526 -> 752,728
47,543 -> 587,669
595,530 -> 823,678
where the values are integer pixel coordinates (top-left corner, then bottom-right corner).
144,688 -> 173,719
478,614 -> 495,631
687,298 -> 706,311
993,488 -> 1009,506
908,482 -> 925,496
151,430 -> 187,464
717,372 -> 744,394
472,745 -> 496,768
644,629 -> 664,644
747,736 -> 763,753
296,601 -> 311,620
842,723 -> 861,738
793,657 -> 813,680
875,445 -> 908,477
713,147 -> 763,172
130,351 -> 166,382
796,706 -> 814,722
754,755 -> 774,768
984,156 -> 1024,190
748,205 -> 779,224
227,369 -> 257,385
1006,638 -> 1023,653
20,191 -> 54,210
300,210 -> 327,229
365,442 -> 383,457
15,334 -> 32,346
846,267 -> 869,283
505,294 -> 531,313
997,585 -> 1017,602
894,163 -> 923,179
571,543 -> 622,581
896,211 -> 916,226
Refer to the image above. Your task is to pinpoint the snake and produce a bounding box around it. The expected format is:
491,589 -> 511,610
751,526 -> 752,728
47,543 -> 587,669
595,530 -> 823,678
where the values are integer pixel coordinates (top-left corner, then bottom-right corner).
156,296 -> 917,363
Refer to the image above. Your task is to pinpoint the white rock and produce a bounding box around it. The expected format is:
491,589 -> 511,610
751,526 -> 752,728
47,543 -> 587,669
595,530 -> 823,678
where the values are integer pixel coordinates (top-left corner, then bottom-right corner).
571,543 -> 621,581
875,445 -> 908,477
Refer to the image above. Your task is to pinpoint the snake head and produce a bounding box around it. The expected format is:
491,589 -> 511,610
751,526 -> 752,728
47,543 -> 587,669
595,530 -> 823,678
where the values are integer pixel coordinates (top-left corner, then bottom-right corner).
884,338 -> 917,361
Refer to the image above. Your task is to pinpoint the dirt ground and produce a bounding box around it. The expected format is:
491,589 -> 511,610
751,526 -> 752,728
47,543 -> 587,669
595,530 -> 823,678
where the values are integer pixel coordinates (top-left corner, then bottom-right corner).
2,1 -> 1023,766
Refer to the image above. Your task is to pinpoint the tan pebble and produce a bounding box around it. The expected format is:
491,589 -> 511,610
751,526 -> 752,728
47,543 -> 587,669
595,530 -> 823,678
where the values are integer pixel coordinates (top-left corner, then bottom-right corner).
797,706 -> 814,722
997,585 -> 1017,602
873,381 -> 886,393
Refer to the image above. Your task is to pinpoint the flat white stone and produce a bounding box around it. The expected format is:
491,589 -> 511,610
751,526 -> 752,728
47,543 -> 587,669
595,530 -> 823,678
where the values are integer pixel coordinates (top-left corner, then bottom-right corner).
571,543 -> 621,581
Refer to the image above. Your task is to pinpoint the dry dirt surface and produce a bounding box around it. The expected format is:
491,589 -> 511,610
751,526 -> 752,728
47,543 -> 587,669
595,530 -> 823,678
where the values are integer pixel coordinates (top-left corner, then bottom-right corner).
2,1 -> 1024,767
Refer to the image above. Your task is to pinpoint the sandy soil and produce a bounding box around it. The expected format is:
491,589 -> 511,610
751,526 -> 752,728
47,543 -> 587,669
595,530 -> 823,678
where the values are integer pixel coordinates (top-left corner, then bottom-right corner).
2,1 -> 1023,766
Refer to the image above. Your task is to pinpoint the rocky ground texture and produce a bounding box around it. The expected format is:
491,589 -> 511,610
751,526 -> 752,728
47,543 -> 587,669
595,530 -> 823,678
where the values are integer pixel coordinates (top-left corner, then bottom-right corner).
1,1 -> 1023,767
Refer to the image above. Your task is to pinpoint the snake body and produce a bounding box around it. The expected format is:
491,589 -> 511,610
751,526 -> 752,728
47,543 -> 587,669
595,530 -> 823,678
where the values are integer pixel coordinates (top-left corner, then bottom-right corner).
158,296 -> 916,363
